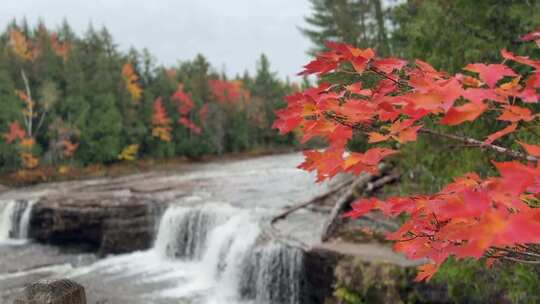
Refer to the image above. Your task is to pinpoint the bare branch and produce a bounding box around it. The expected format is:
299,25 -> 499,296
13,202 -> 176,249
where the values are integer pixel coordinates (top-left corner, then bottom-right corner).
502,256 -> 540,264
419,128 -> 536,163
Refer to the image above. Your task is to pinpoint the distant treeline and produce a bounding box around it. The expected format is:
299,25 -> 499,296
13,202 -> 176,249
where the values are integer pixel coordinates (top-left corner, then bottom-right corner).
0,20 -> 299,171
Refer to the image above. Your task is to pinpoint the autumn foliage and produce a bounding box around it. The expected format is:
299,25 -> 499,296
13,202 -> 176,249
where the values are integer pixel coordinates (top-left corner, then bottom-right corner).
274,29 -> 540,280
209,79 -> 250,104
172,85 -> 202,134
4,29 -> 77,170
151,97 -> 173,142
122,63 -> 143,103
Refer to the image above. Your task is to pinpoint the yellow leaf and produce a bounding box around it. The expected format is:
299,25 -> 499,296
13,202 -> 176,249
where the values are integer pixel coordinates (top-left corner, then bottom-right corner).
122,63 -> 143,104
118,144 -> 139,161
152,127 -> 172,142
58,165 -> 71,175
19,152 -> 38,169
18,137 -> 35,149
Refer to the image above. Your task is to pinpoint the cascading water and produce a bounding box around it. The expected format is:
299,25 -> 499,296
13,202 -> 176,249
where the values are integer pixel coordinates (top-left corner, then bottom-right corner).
153,203 -> 306,304
0,199 -> 35,241
18,200 -> 35,239
153,203 -> 237,260
239,243 -> 304,304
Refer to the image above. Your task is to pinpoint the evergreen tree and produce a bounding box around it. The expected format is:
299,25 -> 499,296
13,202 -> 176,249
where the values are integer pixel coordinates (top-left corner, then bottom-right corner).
301,0 -> 390,55
390,0 -> 540,73
0,47 -> 22,170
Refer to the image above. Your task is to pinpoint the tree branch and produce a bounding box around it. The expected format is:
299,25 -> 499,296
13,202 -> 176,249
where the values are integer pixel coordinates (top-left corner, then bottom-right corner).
326,112 -> 535,163
419,128 -> 536,163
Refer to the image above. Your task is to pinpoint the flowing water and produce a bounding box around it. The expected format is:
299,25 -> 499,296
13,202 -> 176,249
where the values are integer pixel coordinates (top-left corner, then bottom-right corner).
0,199 -> 34,243
0,154 -> 329,303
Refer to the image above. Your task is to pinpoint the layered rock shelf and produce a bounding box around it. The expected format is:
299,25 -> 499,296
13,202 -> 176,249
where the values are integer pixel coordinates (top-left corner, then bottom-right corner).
30,194 -> 163,255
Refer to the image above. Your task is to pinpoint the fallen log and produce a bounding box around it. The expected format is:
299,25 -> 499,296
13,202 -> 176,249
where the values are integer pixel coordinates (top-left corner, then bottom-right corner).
321,165 -> 397,242
320,173 -> 378,242
271,176 -> 354,225
365,173 -> 401,194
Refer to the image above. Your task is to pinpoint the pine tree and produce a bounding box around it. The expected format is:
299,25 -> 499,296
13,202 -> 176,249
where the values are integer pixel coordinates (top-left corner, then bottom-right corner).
301,0 -> 390,55
390,0 -> 540,73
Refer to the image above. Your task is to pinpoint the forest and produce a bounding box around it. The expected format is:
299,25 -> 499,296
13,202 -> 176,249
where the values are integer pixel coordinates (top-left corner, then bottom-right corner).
0,20 -> 298,178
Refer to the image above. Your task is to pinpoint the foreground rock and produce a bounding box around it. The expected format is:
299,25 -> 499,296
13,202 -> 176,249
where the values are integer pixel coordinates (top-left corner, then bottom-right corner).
14,279 -> 86,304
304,243 -> 450,304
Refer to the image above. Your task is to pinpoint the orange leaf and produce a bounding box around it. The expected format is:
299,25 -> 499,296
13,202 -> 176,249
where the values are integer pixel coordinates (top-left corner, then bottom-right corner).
440,102 -> 487,125
415,263 -> 438,282
393,125 -> 422,144
497,105 -> 534,122
9,30 -> 35,61
518,141 -> 540,157
18,137 -> 35,149
122,63 -> 142,103
407,92 -> 444,111
368,132 -> 390,143
484,122 -> 518,144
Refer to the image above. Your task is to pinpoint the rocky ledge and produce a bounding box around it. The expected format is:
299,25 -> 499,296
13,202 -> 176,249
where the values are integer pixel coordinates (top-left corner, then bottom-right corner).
1,171 -> 198,255
30,193 -> 165,255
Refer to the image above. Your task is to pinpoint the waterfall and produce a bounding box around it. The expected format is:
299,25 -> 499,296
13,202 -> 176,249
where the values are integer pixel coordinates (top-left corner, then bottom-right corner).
153,203 -> 305,304
18,200 -> 35,239
153,203 -> 237,259
0,200 -> 17,240
0,199 -> 35,241
240,243 -> 304,304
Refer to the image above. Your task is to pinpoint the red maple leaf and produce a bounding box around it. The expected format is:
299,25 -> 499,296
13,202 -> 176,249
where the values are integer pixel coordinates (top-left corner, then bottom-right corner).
440,102 -> 488,125
3,121 -> 26,143
484,122 -> 517,144
464,64 -> 517,88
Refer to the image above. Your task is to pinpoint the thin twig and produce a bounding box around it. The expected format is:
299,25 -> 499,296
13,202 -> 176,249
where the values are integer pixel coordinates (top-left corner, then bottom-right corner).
419,128 -> 536,163
502,256 -> 540,264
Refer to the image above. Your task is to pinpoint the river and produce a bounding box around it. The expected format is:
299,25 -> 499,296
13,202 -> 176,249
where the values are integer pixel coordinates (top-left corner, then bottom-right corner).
0,153 -> 332,304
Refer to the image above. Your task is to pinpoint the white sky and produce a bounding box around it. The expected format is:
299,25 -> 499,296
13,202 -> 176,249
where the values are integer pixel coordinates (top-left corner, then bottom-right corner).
0,0 -> 314,80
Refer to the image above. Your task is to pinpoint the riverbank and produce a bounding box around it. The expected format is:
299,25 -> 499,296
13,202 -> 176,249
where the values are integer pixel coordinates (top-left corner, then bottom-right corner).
0,146 -> 297,187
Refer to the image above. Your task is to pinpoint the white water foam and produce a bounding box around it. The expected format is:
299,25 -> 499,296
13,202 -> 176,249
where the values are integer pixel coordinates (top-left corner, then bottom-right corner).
0,199 -> 35,242
0,200 -> 17,241
152,203 -> 304,304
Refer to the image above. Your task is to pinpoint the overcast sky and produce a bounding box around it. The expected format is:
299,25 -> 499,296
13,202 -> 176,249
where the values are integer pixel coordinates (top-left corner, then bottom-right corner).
0,0 -> 313,80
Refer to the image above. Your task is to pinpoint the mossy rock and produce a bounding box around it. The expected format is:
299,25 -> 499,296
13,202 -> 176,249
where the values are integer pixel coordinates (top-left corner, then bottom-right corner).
329,257 -> 448,304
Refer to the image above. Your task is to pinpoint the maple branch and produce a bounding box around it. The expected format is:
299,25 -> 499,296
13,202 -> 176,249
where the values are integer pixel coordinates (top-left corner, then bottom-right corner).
501,256 -> 540,264
492,246 -> 540,259
418,128 -> 537,163
368,67 -> 404,87
324,112 -> 536,163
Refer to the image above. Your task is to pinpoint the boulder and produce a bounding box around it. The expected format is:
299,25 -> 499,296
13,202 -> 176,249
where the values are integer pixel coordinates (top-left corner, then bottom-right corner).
302,242 -> 450,304
29,193 -> 165,255
14,279 -> 86,304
